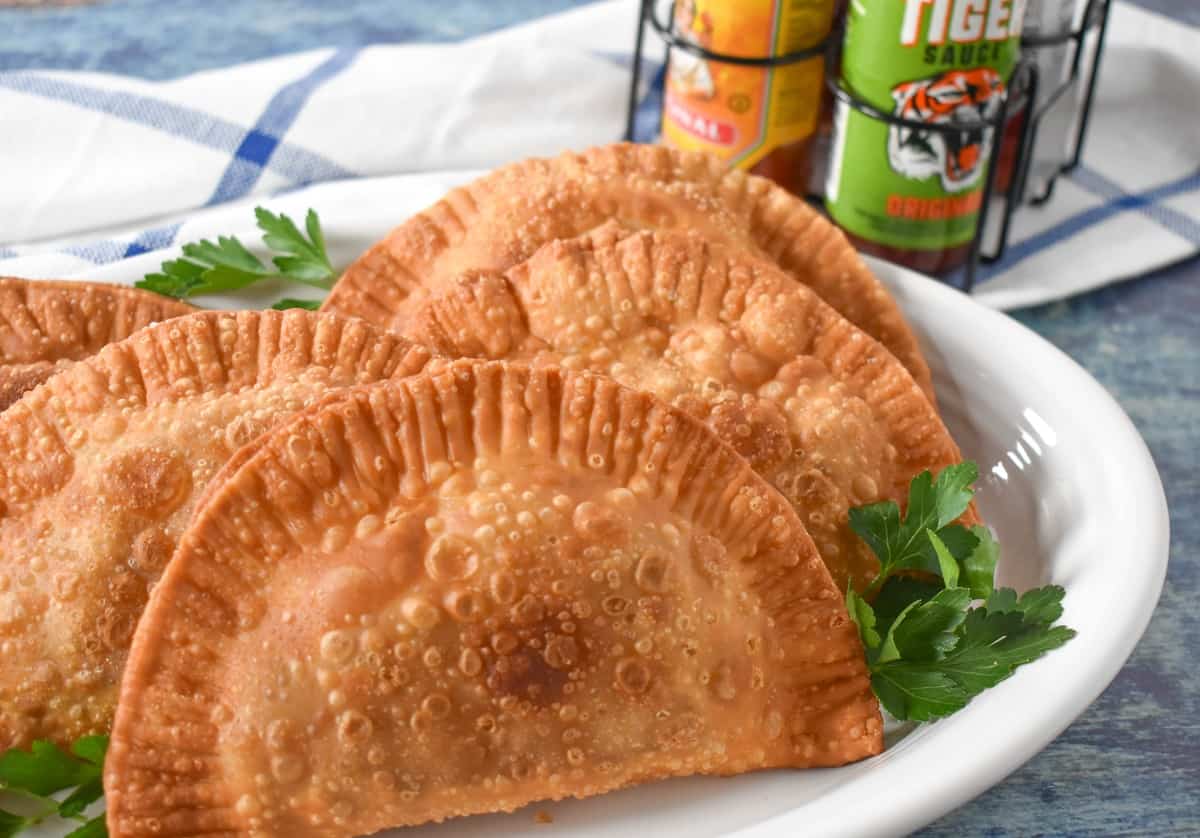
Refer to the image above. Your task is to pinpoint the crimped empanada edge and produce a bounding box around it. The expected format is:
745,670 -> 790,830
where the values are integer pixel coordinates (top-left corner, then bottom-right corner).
0,277 -> 196,365
0,309 -> 432,503
322,143 -> 934,404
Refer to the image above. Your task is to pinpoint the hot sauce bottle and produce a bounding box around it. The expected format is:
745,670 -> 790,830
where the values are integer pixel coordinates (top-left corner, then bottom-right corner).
825,0 -> 1027,275
1015,0 -> 1081,198
660,0 -> 837,196
994,1 -> 1078,197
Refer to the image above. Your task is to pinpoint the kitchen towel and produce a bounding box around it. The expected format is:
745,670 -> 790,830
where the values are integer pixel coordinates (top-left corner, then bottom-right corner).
0,0 -> 1195,311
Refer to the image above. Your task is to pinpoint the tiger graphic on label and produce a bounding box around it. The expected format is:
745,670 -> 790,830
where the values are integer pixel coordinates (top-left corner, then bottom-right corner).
886,68 -> 1006,193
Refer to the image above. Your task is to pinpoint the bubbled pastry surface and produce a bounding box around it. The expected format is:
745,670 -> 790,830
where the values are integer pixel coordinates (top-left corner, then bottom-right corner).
404,225 -> 974,591
105,361 -> 881,838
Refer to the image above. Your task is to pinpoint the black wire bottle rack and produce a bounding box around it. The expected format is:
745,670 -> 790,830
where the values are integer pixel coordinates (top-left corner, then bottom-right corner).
624,0 -> 1113,293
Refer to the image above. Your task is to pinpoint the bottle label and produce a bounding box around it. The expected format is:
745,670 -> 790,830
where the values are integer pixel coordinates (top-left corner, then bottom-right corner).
661,0 -> 834,170
826,0 -> 1026,251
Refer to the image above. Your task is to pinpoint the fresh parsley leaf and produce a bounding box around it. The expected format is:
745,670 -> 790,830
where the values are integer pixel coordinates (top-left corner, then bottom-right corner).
885,587 -> 972,663
932,462 -> 978,527
137,207 -> 336,302
984,587 -> 1017,613
847,501 -> 901,575
271,298 -> 322,311
927,530 -> 960,588
961,525 -> 999,599
177,237 -> 273,295
873,600 -> 911,665
847,463 -> 1076,722
58,777 -> 103,819
870,576 -> 943,636
846,588 -> 880,650
0,809 -> 29,838
934,605 -> 1076,695
870,665 -> 967,722
256,208 -> 335,285
0,736 -> 109,838
920,523 -> 980,576
869,601 -> 1074,721
987,585 -> 1067,627
68,737 -> 107,769
137,258 -> 207,299
0,741 -> 96,796
850,463 -> 980,589
64,815 -> 107,838
1017,586 -> 1068,625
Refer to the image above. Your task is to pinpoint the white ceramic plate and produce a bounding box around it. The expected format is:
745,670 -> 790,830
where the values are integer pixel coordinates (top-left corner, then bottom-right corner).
55,183 -> 1169,838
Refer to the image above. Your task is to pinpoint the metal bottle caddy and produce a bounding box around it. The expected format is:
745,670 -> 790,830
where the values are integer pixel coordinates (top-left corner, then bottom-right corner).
624,0 -> 1113,292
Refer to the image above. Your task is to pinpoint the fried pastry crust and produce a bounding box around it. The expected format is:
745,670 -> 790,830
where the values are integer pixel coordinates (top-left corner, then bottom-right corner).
402,226 -> 973,590
0,360 -> 64,412
321,142 -> 935,402
106,361 -> 881,838
0,310 -> 432,749
0,277 -> 195,411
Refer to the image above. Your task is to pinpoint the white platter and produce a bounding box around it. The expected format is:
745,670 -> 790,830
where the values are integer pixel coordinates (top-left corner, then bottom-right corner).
52,179 -> 1169,837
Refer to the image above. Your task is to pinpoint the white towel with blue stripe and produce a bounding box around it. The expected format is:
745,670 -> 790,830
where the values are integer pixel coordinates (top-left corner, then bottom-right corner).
0,0 -> 1195,311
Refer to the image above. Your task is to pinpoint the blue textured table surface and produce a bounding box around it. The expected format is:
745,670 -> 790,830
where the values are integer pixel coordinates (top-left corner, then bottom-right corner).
2,1 -> 1196,835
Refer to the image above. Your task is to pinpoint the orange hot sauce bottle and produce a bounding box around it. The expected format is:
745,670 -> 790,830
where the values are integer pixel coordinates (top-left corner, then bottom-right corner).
660,0 -> 838,196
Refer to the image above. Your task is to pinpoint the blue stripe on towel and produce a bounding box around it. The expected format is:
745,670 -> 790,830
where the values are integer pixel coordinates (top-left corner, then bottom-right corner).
53,222 -> 185,265
981,167 -> 1200,281
0,71 -> 355,191
122,222 -> 183,258
1072,166 -> 1200,246
63,238 -> 129,265
209,48 -> 359,204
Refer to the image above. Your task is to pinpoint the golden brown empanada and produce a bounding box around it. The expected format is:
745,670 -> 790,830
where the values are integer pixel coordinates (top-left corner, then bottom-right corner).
106,360 -> 880,837
0,277 -> 194,411
401,225 -> 971,591
0,310 -> 432,750
320,142 -> 935,402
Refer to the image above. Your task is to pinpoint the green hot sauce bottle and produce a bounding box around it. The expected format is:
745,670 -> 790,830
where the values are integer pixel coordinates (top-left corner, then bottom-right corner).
825,0 -> 1027,275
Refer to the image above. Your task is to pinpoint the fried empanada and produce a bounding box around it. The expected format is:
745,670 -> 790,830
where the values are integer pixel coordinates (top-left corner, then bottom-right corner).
320,142 -> 935,402
0,277 -> 194,411
0,310 -> 433,750
401,225 -> 971,591
106,360 -> 881,837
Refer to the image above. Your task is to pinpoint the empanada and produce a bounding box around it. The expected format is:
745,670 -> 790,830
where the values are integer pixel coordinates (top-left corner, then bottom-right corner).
401,225 -> 970,591
0,310 -> 432,750
320,142 -> 935,402
106,360 -> 881,837
0,277 -> 194,411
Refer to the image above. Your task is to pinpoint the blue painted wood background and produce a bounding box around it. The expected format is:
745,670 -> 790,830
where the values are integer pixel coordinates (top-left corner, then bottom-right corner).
1,1 -> 1196,835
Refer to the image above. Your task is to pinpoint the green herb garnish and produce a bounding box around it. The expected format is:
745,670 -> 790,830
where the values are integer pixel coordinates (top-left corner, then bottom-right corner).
270,298 -> 321,311
847,463 -> 1076,721
0,736 -> 108,838
137,208 -> 335,305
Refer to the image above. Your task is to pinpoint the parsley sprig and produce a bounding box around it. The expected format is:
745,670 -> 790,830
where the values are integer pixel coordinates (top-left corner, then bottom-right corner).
847,463 -> 1076,721
0,736 -> 108,838
137,208 -> 334,305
